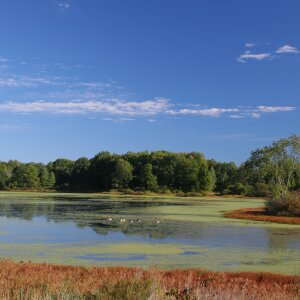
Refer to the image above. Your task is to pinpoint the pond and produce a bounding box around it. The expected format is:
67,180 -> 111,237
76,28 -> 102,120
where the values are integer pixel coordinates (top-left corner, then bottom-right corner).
0,192 -> 299,274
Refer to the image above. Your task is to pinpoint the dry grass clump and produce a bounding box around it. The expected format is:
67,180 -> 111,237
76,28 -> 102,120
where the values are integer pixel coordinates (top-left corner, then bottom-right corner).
224,207 -> 300,225
0,260 -> 299,299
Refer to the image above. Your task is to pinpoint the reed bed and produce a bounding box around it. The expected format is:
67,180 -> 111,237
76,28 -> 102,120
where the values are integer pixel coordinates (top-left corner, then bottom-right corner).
0,260 -> 299,299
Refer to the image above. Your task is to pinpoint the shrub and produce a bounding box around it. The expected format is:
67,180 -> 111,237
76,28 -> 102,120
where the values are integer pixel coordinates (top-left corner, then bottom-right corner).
175,191 -> 185,197
266,192 -> 300,217
221,188 -> 231,195
250,183 -> 271,197
121,188 -> 134,194
175,191 -> 202,197
157,186 -> 172,194
222,183 -> 250,195
184,192 -> 203,197
95,278 -> 154,300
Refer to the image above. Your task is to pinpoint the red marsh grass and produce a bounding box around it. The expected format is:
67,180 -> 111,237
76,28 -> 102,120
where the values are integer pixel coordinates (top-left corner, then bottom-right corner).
224,207 -> 300,225
0,260 -> 299,299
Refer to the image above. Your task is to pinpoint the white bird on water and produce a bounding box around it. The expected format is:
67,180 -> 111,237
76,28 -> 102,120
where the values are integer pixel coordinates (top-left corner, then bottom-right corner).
107,217 -> 112,221
120,218 -> 126,222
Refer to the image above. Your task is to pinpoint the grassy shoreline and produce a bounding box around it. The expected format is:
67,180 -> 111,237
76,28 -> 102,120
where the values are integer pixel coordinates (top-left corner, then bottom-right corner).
0,260 -> 299,300
0,189 -> 263,200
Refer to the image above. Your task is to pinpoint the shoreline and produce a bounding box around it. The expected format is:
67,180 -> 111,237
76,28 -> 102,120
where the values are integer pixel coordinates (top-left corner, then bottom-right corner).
0,189 -> 264,200
224,207 -> 300,225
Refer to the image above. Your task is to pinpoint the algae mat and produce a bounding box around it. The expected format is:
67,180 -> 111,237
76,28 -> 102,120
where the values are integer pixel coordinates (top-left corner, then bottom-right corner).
0,192 -> 299,274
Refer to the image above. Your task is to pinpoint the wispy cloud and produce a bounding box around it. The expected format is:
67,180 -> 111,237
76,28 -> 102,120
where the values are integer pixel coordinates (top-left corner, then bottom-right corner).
0,124 -> 30,131
276,44 -> 299,54
256,105 -> 296,112
0,56 -> 296,121
58,2 -> 71,10
237,52 -> 271,63
237,43 -> 299,63
0,99 -> 295,120
168,108 -> 239,117
0,75 -> 61,87
0,57 -> 8,63
0,98 -> 170,116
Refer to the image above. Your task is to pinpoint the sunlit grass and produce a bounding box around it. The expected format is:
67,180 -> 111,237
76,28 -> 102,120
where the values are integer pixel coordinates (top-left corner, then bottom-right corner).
0,260 -> 299,300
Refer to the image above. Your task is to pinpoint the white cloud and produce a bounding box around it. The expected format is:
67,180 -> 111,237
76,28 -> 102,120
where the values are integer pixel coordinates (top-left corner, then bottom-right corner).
256,106 -> 296,112
229,115 -> 245,119
0,75 -> 62,87
0,99 -> 295,120
169,108 -> 239,117
237,43 -> 299,63
0,98 -> 171,116
237,52 -> 271,63
250,112 -> 261,118
0,57 -> 8,63
276,45 -> 299,54
58,2 -> 71,10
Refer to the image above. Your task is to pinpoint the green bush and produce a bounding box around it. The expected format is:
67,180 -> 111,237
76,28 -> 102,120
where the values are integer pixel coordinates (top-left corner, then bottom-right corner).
250,183 -> 271,197
175,191 -> 202,197
266,192 -> 300,216
157,186 -> 172,194
222,183 -> 250,195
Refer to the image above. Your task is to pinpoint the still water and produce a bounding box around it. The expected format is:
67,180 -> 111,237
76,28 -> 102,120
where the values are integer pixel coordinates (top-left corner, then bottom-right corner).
0,192 -> 299,274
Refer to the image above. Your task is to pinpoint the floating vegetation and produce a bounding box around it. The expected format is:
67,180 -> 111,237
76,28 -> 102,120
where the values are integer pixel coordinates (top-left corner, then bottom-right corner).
0,192 -> 299,274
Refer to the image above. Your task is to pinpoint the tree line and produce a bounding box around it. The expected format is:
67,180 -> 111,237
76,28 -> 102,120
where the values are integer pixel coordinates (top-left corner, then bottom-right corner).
0,135 -> 299,196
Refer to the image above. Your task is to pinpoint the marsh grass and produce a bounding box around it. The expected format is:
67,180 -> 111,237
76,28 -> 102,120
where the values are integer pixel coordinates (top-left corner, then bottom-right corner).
224,207 -> 300,225
0,260 -> 299,300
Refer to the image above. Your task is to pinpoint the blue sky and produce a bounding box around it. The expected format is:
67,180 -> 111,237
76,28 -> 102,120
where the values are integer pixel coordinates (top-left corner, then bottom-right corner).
0,0 -> 299,164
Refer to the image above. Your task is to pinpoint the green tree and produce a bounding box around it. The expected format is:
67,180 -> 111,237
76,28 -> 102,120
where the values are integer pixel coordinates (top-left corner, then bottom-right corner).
112,159 -> 133,189
89,151 -> 116,191
150,151 -> 177,189
11,164 -> 40,189
205,167 -> 217,192
139,163 -> 158,191
174,156 -> 199,192
49,159 -> 74,187
70,157 -> 90,188
244,134 -> 300,200
208,160 -> 238,191
38,166 -> 56,188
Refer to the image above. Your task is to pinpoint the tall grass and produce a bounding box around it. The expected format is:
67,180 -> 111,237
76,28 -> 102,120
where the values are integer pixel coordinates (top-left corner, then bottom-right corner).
0,260 -> 298,299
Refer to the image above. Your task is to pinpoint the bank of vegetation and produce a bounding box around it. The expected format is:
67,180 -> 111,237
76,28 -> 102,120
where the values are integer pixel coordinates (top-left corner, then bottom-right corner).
224,205 -> 300,225
0,134 -> 299,217
0,260 -> 298,300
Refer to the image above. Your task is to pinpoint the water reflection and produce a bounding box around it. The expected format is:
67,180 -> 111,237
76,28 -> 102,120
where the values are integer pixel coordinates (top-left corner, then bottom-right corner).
0,195 -> 299,273
0,196 -> 299,248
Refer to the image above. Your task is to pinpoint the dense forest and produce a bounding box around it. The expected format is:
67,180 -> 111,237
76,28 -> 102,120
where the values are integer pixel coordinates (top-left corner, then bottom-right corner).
0,135 -> 299,197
